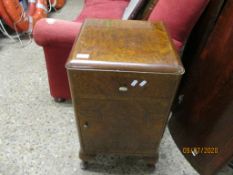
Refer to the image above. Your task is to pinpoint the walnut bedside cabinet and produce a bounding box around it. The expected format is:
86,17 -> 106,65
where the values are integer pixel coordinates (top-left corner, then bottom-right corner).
66,19 -> 184,169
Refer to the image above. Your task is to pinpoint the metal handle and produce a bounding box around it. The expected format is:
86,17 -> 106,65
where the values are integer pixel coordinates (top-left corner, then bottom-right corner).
119,86 -> 128,92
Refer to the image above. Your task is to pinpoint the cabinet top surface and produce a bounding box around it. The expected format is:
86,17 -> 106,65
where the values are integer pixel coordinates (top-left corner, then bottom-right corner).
66,19 -> 184,74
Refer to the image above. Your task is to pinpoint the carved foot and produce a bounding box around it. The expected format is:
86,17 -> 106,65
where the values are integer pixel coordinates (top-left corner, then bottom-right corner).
147,163 -> 156,170
80,161 -> 88,170
144,154 -> 158,170
229,160 -> 233,169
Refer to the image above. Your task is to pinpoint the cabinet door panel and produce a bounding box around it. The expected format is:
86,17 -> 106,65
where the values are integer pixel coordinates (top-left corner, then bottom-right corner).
76,99 -> 169,155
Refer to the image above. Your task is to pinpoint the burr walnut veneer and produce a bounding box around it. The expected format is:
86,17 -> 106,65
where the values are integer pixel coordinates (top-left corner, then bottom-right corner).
66,19 -> 184,167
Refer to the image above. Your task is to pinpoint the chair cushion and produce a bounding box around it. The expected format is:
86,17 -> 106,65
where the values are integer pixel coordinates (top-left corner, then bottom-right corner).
149,0 -> 209,49
75,1 -> 129,23
85,0 -> 130,5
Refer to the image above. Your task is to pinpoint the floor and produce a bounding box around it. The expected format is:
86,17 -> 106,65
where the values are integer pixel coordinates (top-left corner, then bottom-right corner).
0,1 -> 232,175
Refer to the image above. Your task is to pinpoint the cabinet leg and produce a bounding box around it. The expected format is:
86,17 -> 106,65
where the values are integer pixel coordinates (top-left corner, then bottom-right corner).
80,161 -> 88,170
79,150 -> 96,170
229,160 -> 233,169
144,154 -> 159,169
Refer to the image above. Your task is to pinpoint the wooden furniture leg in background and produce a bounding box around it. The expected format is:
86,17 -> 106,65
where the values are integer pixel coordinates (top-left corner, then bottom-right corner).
169,1 -> 233,175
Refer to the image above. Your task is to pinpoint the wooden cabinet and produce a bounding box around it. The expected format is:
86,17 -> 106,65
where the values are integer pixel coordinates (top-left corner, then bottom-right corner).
66,19 -> 184,167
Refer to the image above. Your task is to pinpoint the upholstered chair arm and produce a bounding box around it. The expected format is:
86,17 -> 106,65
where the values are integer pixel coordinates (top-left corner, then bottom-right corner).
33,18 -> 82,47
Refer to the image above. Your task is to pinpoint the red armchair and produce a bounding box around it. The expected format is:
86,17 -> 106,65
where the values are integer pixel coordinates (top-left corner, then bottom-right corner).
33,0 -> 209,102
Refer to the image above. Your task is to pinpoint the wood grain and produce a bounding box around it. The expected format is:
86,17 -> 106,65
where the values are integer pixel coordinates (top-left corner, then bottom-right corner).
66,19 -> 184,74
66,19 -> 183,166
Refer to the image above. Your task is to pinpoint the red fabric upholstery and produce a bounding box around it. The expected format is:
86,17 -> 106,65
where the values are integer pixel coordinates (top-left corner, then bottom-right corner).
34,19 -> 82,46
44,45 -> 72,99
148,0 -> 209,49
85,0 -> 130,5
75,1 -> 129,23
33,19 -> 82,99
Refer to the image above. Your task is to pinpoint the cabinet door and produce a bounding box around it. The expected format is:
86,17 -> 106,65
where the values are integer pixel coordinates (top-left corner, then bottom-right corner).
76,98 -> 170,155
169,1 -> 233,175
